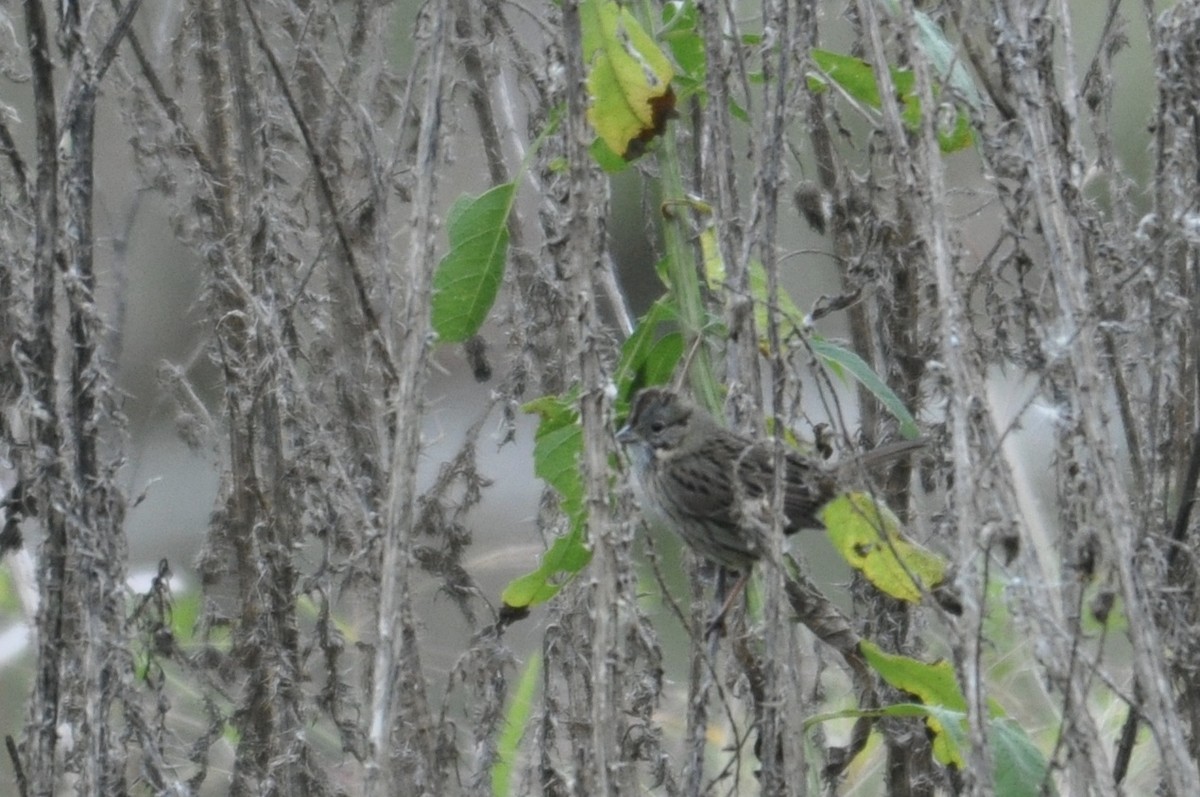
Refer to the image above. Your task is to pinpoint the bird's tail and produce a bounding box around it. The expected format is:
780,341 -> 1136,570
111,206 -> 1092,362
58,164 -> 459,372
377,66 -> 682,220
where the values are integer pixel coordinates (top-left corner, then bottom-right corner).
842,438 -> 927,474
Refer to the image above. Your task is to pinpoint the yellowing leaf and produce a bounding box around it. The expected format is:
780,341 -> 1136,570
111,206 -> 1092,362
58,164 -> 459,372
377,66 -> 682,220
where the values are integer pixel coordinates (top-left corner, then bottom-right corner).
822,493 -> 946,602
861,642 -> 966,766
861,642 -> 966,712
812,647 -> 1052,793
582,0 -> 676,159
699,226 -> 724,286
700,229 -> 806,343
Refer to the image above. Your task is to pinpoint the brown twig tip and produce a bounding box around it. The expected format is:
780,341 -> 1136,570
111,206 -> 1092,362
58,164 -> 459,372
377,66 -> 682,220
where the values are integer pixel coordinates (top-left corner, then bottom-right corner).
6,735 -> 28,797
496,603 -> 530,631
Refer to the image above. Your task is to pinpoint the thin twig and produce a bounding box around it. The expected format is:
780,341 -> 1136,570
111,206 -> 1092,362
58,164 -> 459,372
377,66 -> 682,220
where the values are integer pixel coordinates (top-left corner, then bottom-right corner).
239,0 -> 398,389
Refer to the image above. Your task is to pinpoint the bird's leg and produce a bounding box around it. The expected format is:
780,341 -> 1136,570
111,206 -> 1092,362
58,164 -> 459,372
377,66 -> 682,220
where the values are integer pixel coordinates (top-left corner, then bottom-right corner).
706,568 -> 749,638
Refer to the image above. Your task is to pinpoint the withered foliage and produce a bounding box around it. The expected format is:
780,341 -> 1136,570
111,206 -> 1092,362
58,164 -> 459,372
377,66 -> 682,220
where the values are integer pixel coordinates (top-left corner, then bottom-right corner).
4,1 -> 1200,796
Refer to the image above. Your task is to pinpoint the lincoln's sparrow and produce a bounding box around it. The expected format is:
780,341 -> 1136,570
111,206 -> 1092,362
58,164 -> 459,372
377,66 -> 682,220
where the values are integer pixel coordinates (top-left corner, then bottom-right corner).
616,387 -> 921,571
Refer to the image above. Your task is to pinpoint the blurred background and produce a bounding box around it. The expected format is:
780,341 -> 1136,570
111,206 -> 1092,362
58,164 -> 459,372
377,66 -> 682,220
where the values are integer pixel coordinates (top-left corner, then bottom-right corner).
0,0 -> 1166,789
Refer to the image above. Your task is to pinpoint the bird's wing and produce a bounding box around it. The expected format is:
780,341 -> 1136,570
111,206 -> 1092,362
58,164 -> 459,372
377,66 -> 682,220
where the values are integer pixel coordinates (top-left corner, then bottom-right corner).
733,443 -> 832,533
660,442 -> 741,527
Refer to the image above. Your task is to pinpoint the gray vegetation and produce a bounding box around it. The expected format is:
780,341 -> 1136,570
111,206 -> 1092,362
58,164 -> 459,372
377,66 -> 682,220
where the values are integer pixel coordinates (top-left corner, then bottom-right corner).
2,0 -> 1200,795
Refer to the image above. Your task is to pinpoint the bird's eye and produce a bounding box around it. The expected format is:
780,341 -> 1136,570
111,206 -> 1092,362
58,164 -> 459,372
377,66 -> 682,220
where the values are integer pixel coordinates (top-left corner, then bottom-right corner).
649,420 -> 666,433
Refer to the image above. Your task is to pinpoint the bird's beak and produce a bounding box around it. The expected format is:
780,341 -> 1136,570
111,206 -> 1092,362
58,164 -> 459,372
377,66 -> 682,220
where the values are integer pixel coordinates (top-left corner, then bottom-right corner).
615,425 -> 635,445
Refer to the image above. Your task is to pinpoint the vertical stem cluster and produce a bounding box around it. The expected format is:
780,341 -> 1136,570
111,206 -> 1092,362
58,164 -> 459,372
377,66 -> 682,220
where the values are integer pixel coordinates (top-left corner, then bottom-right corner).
368,0 -> 448,789
16,2 -> 137,794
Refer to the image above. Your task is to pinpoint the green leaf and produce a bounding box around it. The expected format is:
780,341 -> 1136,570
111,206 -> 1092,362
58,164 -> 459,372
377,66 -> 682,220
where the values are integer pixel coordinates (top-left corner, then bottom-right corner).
500,395 -> 592,608
703,239 -> 919,437
532,423 -> 585,519
661,0 -> 704,82
809,338 -> 921,438
500,525 -> 591,607
0,566 -> 20,614
877,0 -> 983,111
701,228 -> 818,355
613,297 -> 681,402
523,394 -> 585,523
808,49 -> 974,154
581,0 -> 677,159
170,590 -> 202,645
861,642 -> 967,766
658,0 -> 706,106
989,716 -> 1056,797
809,49 -> 883,105
643,333 -> 684,389
906,706 -> 1053,795
861,641 -> 967,713
936,106 -> 974,152
431,182 -> 517,342
807,652 -> 1053,795
589,137 -> 631,173
728,99 -> 749,124
822,493 -> 946,603
492,654 -> 542,797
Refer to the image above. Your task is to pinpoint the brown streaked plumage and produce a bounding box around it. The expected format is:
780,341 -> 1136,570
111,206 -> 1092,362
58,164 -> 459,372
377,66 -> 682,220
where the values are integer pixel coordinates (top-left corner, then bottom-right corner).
616,387 -> 920,571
